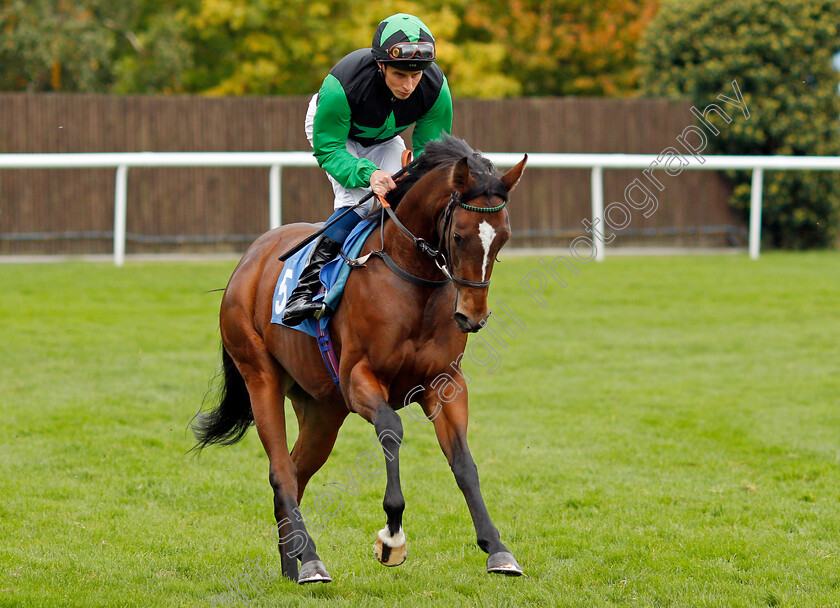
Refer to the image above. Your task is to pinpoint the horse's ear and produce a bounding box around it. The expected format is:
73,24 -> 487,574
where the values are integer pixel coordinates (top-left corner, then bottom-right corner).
451,156 -> 475,192
501,154 -> 528,193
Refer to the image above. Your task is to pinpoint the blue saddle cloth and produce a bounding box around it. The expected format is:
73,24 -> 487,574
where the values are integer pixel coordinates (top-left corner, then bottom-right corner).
270,218 -> 378,338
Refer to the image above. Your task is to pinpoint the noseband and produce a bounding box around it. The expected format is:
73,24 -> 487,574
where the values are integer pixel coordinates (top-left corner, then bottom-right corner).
376,190 -> 506,289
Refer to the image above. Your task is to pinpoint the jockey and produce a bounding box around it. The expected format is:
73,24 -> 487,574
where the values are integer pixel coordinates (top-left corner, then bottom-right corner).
282,13 -> 453,326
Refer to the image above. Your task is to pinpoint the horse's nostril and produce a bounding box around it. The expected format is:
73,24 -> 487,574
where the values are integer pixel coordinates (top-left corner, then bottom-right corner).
453,312 -> 473,333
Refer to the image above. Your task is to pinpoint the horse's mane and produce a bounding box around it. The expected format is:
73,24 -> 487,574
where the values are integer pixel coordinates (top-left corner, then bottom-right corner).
385,134 -> 507,209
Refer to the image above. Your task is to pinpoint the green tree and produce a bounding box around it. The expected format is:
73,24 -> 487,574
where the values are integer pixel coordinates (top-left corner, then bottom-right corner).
110,1 -> 198,94
186,0 -> 355,95
0,0 -> 195,93
185,0 -> 480,95
0,0 -> 114,91
1,1 -> 663,98
458,0 -> 660,96
184,0 -> 659,98
638,0 -> 840,249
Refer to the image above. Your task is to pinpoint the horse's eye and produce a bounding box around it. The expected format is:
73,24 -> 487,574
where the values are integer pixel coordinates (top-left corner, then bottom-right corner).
453,233 -> 463,245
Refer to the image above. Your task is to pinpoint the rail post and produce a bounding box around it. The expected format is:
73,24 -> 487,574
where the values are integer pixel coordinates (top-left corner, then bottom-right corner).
590,166 -> 605,262
269,164 -> 281,229
749,167 -> 764,260
114,165 -> 128,267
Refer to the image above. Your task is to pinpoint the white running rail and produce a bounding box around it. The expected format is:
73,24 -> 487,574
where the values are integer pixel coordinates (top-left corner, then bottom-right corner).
1,151 -> 839,265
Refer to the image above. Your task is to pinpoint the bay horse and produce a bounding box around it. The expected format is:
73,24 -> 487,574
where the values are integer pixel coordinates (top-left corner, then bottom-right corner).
193,135 -> 528,584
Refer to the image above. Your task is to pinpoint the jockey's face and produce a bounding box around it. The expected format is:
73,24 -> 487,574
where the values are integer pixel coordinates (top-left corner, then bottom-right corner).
380,63 -> 424,100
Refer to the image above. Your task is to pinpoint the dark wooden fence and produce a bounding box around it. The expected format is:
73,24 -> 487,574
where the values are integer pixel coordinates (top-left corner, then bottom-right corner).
0,94 -> 740,255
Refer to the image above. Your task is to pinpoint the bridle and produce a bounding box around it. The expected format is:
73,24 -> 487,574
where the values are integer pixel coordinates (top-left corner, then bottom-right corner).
366,188 -> 507,290
431,190 -> 507,288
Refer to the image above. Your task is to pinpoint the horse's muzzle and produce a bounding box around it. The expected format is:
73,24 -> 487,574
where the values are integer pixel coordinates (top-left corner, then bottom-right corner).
454,312 -> 483,333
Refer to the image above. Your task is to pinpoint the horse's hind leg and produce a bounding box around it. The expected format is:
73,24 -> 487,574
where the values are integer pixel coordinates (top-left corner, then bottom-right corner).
289,396 -> 348,505
222,324 -> 329,584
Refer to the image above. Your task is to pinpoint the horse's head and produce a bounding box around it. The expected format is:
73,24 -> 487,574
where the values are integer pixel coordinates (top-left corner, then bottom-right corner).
441,154 -> 527,333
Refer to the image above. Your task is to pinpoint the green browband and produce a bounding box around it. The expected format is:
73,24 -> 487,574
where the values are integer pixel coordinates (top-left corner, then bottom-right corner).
458,200 -> 507,213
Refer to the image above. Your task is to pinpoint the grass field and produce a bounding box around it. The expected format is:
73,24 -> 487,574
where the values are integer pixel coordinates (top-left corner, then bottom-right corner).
1,252 -> 839,608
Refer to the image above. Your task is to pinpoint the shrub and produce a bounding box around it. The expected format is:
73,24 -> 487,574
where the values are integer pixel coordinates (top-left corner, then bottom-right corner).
638,0 -> 840,248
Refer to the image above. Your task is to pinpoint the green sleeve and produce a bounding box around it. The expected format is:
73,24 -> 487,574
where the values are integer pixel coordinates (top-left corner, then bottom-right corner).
412,77 -> 453,156
312,74 -> 378,189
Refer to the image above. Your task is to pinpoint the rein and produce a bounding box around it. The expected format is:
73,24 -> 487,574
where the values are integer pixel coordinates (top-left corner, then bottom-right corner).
369,188 -> 507,290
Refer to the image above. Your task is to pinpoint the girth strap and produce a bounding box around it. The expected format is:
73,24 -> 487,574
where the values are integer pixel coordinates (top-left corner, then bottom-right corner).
316,320 -> 342,392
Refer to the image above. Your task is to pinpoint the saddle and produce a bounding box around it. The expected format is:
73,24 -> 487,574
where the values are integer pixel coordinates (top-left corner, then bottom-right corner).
270,219 -> 378,338
271,150 -> 415,338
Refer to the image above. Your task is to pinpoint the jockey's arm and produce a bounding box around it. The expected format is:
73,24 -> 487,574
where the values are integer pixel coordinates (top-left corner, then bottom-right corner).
411,76 -> 453,157
312,74 -> 379,189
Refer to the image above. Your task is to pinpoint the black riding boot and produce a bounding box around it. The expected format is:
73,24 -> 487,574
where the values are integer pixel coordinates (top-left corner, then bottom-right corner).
282,235 -> 342,326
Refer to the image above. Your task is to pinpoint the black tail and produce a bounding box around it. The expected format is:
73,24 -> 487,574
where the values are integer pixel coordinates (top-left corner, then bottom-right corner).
192,346 -> 254,450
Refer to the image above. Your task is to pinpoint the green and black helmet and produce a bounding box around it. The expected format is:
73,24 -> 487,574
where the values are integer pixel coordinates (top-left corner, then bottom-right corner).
371,13 -> 436,71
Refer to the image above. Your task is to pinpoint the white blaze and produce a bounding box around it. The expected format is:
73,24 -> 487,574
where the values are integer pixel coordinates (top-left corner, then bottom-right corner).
478,220 -> 497,281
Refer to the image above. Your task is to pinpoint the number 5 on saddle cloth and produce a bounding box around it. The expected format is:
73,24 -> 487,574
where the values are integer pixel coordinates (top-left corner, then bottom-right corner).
270,218 -> 379,389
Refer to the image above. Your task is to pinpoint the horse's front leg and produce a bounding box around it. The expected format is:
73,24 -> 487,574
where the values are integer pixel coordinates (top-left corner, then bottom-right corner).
347,364 -> 407,567
421,389 -> 523,576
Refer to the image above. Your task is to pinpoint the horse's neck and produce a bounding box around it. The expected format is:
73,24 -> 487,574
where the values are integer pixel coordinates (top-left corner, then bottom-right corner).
391,169 -> 449,240
383,180 -> 448,279
391,203 -> 437,243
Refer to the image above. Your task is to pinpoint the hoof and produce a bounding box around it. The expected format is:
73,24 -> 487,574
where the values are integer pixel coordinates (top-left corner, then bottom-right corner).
298,560 -> 332,584
487,551 -> 524,576
373,526 -> 407,567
